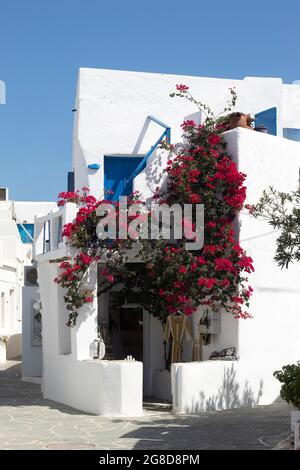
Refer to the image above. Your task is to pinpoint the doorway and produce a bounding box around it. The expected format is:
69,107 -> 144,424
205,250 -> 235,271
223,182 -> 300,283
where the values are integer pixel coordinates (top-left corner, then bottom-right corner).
104,292 -> 143,361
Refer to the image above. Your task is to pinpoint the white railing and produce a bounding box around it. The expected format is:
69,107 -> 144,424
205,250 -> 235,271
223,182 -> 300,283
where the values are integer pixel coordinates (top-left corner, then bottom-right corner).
34,203 -> 78,262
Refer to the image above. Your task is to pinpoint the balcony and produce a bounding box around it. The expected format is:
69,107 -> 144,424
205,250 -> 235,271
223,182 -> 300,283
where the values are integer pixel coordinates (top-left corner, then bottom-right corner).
34,203 -> 78,263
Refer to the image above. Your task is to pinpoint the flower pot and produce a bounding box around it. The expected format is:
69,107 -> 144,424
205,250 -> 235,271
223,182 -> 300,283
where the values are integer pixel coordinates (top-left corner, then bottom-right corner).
291,410 -> 300,431
0,340 -> 6,363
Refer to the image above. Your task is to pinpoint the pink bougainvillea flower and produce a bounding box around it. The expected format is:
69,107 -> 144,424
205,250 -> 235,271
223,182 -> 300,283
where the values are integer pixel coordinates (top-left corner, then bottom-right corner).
208,134 -> 221,146
245,204 -> 255,214
190,193 -> 201,204
181,120 -> 196,131
176,84 -> 189,92
179,265 -> 187,274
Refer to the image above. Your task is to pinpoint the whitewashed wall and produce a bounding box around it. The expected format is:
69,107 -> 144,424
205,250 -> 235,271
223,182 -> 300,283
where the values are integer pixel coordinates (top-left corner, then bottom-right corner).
36,261 -> 143,416
172,129 -> 300,413
0,200 -> 56,364
73,68 -> 300,199
282,84 -> 300,129
21,285 -> 42,378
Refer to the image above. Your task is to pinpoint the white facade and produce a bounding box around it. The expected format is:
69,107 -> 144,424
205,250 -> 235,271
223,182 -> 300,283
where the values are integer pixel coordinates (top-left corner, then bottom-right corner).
72,68 -> 300,198
34,68 -> 300,415
0,197 -> 56,371
172,129 -> 300,412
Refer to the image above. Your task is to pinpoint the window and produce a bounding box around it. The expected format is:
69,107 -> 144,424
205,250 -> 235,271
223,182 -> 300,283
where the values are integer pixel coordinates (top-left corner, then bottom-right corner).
43,220 -> 51,253
283,128 -> 300,142
17,224 -> 34,243
57,217 -> 63,246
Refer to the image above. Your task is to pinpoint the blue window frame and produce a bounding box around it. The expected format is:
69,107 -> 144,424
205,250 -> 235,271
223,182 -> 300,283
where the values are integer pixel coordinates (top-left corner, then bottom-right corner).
17,224 -> 34,244
283,128 -> 300,142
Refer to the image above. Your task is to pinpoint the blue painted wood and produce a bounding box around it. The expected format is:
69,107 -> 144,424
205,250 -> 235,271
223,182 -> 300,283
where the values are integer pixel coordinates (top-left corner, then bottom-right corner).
88,163 -> 101,170
104,156 -> 144,201
127,128 -> 171,185
67,171 -> 74,191
283,128 -> 300,142
255,107 -> 277,136
17,224 -> 34,244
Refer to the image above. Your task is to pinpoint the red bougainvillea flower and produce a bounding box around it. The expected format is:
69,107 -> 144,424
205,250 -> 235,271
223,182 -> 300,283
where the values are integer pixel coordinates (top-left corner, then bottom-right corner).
214,258 -> 234,272
181,120 -> 196,131
190,193 -> 201,204
206,221 -> 217,229
56,86 -> 254,327
198,277 -> 217,289
183,305 -> 195,315
245,204 -> 255,214
79,253 -> 92,265
176,84 -> 189,92
191,263 -> 198,272
237,256 -> 255,272
179,265 -> 187,274
62,223 -> 74,237
208,134 -> 221,146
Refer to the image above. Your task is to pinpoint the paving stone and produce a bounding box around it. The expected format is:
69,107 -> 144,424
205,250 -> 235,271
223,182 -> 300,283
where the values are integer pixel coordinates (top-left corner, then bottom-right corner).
0,360 -> 293,450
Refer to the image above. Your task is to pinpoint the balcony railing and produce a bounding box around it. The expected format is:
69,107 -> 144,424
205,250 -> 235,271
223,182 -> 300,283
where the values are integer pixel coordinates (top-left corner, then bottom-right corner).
34,203 -> 78,262
127,115 -> 171,185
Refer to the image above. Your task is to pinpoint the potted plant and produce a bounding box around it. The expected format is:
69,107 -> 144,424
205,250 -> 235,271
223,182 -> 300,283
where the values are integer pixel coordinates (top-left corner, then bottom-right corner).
274,363 -> 300,431
0,336 -> 9,363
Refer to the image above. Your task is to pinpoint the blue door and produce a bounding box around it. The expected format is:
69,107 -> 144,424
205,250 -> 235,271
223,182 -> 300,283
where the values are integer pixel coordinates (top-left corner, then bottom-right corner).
104,156 -> 144,201
255,107 -> 277,136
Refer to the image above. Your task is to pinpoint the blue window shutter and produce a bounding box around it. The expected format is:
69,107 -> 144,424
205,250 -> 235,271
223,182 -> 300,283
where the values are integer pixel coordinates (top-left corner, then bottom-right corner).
255,107 -> 277,136
104,156 -> 144,201
283,128 -> 300,142
17,224 -> 34,243
67,172 -> 74,192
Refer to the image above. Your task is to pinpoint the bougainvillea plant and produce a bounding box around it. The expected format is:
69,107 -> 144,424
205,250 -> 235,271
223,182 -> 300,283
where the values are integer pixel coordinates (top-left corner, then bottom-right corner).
55,86 -> 254,326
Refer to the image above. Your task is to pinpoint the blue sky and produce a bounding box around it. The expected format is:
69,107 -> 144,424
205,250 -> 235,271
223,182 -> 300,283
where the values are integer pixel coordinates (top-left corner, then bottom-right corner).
0,0 -> 299,201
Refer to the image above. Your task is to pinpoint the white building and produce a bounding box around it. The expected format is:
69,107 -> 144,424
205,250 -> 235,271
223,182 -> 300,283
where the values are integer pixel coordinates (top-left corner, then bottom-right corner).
34,68 -> 300,416
0,187 -> 56,377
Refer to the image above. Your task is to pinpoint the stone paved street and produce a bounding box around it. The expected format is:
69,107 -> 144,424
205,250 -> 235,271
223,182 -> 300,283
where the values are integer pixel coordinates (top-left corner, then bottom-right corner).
0,361 -> 292,450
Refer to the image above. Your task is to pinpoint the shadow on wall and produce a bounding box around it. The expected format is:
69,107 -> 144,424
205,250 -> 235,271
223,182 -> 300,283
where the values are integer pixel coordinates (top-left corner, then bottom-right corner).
143,149 -> 169,198
6,334 -> 22,360
186,364 -> 264,413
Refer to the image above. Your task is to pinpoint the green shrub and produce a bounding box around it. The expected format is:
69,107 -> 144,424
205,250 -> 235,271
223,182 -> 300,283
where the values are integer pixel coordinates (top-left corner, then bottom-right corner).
274,363 -> 300,409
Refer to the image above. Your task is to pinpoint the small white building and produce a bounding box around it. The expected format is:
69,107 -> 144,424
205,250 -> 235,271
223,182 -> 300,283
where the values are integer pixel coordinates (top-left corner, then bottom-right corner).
34,68 -> 300,416
0,187 -> 56,377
